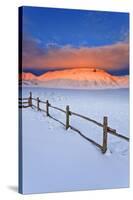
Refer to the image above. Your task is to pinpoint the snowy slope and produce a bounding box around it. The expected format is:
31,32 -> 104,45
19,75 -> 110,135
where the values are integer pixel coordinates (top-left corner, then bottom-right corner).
21,87 -> 129,194
21,68 -> 129,89
20,72 -> 37,80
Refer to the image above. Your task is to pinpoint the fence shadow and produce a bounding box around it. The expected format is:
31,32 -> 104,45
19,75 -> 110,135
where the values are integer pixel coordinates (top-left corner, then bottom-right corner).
19,92 -> 129,154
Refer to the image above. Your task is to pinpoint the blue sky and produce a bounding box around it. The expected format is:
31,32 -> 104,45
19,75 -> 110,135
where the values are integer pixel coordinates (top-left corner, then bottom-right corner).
21,6 -> 129,75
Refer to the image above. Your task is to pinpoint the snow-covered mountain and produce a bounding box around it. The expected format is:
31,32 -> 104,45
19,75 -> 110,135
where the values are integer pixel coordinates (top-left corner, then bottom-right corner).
20,72 -> 37,80
20,68 -> 129,89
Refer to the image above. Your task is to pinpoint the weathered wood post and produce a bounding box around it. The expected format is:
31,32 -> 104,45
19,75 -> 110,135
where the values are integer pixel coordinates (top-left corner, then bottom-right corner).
102,116 -> 108,153
37,97 -> 40,111
46,100 -> 49,116
28,91 -> 32,107
66,105 -> 70,130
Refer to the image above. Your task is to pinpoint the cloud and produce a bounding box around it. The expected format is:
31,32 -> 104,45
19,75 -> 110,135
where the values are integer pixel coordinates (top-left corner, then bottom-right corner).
22,38 -> 129,72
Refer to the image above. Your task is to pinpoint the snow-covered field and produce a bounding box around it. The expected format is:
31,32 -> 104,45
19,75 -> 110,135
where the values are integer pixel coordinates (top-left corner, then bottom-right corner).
20,87 -> 129,194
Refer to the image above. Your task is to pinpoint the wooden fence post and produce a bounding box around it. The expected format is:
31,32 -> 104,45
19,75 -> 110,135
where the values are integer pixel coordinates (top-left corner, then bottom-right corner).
37,97 -> 40,111
66,105 -> 70,130
102,116 -> 108,153
28,91 -> 32,107
46,100 -> 49,116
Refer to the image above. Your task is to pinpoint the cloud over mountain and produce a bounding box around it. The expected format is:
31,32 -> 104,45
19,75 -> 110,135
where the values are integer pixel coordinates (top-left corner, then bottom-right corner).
22,37 -> 129,72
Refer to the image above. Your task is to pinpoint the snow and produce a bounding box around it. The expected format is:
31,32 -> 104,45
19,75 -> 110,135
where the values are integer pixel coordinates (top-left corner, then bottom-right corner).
21,68 -> 129,89
21,72 -> 37,80
20,87 -> 129,194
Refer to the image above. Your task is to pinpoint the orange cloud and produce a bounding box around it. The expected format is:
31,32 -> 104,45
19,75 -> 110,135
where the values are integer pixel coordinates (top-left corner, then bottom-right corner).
22,41 -> 129,71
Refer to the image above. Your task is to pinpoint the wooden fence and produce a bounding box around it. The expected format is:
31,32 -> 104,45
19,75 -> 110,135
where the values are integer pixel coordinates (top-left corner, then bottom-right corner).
19,92 -> 129,154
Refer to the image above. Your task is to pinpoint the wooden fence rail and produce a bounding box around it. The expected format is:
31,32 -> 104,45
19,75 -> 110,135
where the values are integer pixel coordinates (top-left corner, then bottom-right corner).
70,111 -> 103,127
19,91 -> 129,154
49,105 -> 66,114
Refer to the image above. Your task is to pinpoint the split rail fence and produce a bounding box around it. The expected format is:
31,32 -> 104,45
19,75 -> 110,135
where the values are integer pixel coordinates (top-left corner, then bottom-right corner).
19,92 -> 129,154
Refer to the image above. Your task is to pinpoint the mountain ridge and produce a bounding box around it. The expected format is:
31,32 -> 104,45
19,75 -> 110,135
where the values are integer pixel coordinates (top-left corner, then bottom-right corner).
20,68 -> 129,89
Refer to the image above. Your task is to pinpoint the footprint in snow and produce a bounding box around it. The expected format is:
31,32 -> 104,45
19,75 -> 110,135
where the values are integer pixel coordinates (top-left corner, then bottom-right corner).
109,141 -> 129,156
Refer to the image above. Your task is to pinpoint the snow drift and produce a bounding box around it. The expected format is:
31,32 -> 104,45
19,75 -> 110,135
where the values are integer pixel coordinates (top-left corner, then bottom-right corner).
21,87 -> 129,194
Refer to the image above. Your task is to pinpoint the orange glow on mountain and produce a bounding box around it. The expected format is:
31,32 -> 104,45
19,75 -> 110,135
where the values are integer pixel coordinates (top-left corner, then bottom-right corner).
21,68 -> 129,89
20,72 -> 37,80
38,68 -> 108,81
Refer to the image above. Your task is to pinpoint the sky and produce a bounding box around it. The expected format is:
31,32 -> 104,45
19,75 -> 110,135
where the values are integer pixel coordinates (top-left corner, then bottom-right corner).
21,6 -> 129,76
